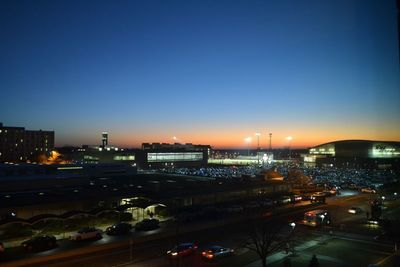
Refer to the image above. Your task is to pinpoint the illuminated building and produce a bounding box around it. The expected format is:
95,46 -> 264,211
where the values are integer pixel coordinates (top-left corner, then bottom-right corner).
58,146 -> 136,165
138,143 -> 211,168
0,122 -> 54,163
303,140 -> 400,170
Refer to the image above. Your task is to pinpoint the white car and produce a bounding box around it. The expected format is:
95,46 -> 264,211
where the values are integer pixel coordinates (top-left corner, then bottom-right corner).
70,227 -> 102,241
348,207 -> 362,214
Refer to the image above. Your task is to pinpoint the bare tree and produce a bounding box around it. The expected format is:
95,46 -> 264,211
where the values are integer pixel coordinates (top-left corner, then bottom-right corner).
244,219 -> 297,267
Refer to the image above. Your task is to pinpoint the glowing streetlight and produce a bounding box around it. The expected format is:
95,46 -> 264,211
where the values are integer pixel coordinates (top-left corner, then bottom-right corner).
286,136 -> 293,159
255,133 -> 261,165
244,137 -> 252,156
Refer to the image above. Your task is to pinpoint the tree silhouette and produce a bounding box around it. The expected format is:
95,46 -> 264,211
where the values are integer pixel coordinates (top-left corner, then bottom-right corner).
244,219 -> 297,267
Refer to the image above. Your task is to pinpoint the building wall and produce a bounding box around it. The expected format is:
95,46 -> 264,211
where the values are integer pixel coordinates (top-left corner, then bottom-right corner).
0,123 -> 54,162
307,140 -> 400,170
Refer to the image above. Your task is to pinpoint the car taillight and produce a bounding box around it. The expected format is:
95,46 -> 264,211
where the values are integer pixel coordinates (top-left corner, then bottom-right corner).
207,254 -> 213,259
202,252 -> 206,256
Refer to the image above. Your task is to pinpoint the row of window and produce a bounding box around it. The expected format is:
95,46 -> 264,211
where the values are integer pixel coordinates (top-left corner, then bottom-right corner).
147,152 -> 203,162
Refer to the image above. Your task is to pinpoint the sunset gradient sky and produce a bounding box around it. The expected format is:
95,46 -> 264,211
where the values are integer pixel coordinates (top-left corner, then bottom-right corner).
1,0 -> 399,149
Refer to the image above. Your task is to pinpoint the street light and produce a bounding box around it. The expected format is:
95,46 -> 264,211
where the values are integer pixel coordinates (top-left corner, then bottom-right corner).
255,133 -> 260,165
286,136 -> 293,159
244,137 -> 252,157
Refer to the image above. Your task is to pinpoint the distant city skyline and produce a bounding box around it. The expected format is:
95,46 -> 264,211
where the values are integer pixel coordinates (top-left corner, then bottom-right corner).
1,0 -> 399,149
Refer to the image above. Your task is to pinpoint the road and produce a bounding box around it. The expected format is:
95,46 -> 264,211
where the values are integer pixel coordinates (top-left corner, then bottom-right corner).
1,190 -> 388,267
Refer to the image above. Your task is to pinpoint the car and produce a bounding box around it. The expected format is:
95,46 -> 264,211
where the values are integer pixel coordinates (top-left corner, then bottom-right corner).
261,199 -> 274,207
70,227 -> 102,241
167,243 -> 198,258
361,188 -> 376,194
367,219 -> 379,225
106,222 -> 132,235
244,202 -> 260,209
227,205 -> 244,213
135,218 -> 159,231
201,245 -> 234,260
348,207 -> 362,214
21,235 -> 57,252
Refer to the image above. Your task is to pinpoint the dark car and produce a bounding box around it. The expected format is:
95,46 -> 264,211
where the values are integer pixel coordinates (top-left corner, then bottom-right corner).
167,242 -> 198,258
106,222 -> 132,235
21,236 -> 57,252
135,219 -> 159,231
201,245 -> 234,260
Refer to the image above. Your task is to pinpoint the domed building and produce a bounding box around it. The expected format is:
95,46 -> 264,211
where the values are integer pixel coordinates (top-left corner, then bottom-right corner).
303,140 -> 400,170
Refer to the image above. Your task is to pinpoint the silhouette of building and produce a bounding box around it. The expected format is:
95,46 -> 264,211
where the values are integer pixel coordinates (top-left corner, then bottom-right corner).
0,122 -> 54,163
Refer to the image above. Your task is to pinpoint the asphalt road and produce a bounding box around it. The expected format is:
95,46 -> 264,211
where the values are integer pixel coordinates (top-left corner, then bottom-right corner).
1,190 -> 385,267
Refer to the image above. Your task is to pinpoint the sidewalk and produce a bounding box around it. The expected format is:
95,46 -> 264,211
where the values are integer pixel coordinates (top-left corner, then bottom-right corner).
244,230 -> 395,267
243,239 -> 323,267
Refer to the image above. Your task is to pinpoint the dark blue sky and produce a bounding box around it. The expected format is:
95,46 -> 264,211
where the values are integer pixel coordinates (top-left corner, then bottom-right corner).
1,0 -> 399,148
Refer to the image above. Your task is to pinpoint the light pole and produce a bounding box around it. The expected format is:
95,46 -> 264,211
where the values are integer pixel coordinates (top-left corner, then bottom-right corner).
286,136 -> 293,159
255,133 -> 260,166
244,137 -> 252,157
320,214 -> 326,244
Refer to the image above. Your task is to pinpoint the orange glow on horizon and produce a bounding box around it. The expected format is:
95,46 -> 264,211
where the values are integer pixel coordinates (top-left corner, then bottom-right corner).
88,127 -> 400,149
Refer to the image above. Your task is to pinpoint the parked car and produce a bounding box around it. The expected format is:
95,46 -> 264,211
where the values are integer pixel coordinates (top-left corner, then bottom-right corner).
244,202 -> 260,209
21,235 -> 57,252
135,219 -> 159,231
106,222 -> 132,235
348,207 -> 362,214
70,227 -> 102,241
227,205 -> 244,213
261,199 -> 274,207
201,245 -> 234,260
167,243 -> 198,258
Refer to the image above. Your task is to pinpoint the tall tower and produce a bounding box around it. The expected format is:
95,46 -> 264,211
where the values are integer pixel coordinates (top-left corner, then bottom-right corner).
269,133 -> 272,151
102,132 -> 108,148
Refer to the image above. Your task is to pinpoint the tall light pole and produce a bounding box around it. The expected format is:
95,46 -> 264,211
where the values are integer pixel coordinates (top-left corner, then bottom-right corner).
286,136 -> 293,159
255,132 -> 260,166
244,137 -> 252,157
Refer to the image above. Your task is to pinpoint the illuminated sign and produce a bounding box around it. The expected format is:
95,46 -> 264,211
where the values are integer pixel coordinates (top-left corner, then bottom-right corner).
370,143 -> 400,158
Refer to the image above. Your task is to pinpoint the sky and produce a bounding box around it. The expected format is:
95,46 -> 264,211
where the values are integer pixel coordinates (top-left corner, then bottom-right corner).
0,0 -> 399,149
